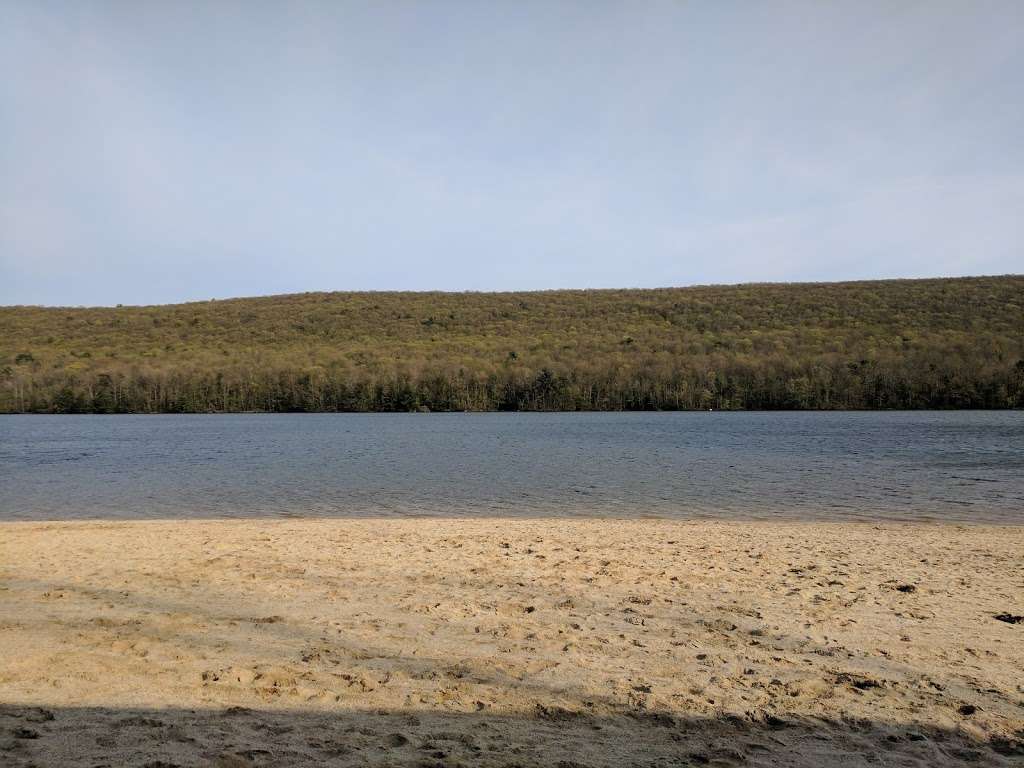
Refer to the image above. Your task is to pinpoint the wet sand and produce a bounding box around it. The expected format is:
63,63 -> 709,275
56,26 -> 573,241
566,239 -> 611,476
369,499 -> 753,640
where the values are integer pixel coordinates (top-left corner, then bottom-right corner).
1,519 -> 1022,767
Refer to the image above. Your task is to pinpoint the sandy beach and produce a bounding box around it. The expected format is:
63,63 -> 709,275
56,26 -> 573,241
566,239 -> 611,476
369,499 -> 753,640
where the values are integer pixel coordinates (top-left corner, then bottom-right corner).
1,519 -> 1022,767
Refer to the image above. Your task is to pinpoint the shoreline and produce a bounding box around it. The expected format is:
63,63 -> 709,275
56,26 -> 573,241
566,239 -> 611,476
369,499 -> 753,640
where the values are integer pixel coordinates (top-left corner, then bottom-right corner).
3,516 -> 1021,528
3,515 -> 1023,525
4,407 -> 1024,415
2,519 -> 1022,766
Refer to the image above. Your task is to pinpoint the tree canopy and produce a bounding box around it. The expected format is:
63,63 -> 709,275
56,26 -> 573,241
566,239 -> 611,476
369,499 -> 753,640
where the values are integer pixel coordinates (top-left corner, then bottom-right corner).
2,276 -> 1022,413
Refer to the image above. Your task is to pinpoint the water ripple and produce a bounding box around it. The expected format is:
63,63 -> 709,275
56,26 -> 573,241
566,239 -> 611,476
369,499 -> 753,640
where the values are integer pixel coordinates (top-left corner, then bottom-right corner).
1,412 -> 1022,524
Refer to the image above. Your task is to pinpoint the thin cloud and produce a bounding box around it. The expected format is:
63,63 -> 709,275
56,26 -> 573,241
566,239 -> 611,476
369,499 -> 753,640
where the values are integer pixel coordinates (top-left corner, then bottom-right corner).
1,1 -> 1021,305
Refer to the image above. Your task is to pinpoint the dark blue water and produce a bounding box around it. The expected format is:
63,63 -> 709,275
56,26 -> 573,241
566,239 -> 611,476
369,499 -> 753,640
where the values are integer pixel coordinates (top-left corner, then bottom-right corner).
1,412 -> 1022,523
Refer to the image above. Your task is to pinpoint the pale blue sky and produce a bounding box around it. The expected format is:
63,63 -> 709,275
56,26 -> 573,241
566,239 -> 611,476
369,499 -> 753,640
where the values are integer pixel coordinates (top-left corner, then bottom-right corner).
1,1 -> 1021,306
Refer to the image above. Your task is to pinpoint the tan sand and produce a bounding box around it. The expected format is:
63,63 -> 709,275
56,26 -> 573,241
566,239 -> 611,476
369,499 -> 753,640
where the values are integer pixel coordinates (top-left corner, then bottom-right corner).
1,519 -> 1022,767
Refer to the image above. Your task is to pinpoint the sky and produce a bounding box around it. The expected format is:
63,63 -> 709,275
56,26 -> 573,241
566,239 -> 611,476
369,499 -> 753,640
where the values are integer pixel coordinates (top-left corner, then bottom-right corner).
1,1 -> 1022,306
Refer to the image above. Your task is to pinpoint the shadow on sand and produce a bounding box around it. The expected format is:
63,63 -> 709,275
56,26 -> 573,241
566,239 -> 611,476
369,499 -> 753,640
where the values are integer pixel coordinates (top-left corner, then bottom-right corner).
2,703 -> 1022,768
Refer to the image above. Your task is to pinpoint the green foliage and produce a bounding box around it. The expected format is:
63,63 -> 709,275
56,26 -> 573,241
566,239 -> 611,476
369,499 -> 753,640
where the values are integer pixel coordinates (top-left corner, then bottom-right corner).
1,276 -> 1022,412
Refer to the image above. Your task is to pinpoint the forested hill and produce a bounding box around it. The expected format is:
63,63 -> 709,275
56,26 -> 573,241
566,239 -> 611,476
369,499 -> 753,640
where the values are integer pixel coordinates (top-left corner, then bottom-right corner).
1,276 -> 1022,413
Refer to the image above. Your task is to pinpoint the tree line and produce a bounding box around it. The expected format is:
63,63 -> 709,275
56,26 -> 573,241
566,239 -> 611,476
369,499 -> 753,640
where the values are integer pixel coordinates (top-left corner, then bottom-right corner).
2,276 -> 1022,412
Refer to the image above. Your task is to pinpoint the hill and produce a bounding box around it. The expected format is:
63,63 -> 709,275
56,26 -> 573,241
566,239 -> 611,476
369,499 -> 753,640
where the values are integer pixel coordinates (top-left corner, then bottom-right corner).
1,276 -> 1022,412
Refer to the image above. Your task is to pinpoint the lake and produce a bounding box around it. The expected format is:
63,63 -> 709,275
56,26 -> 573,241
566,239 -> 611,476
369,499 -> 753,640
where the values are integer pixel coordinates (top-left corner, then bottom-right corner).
1,412 -> 1022,523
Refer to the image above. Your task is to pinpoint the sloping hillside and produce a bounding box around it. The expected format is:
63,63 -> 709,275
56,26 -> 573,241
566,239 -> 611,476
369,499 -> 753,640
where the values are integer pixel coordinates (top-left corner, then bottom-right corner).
2,276 -> 1022,412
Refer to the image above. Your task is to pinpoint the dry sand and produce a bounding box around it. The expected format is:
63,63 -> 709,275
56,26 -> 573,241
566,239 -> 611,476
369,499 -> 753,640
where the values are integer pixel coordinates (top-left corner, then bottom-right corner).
1,519 -> 1022,767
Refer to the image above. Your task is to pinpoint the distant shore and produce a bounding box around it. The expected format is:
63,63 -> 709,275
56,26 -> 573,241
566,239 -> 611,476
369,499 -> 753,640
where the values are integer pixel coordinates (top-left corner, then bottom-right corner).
3,276 -> 1022,414
3,406 -> 1024,414
2,519 -> 1022,767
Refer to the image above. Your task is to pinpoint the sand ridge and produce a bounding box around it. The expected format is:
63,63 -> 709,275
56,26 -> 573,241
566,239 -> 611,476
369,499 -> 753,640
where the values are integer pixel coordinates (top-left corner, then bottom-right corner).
1,519 -> 1022,766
